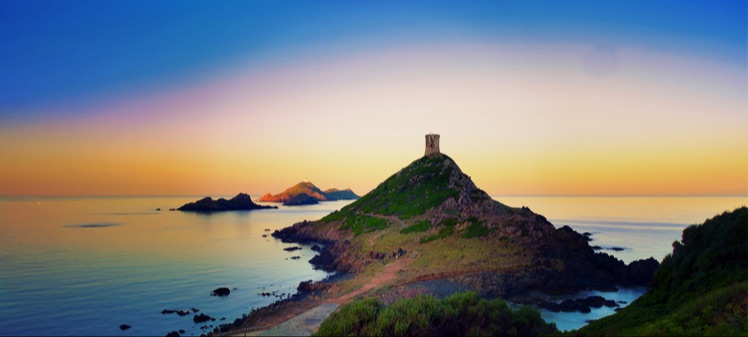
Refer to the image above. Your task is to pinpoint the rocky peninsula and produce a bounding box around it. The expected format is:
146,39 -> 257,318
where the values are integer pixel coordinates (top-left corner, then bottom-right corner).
271,153 -> 659,303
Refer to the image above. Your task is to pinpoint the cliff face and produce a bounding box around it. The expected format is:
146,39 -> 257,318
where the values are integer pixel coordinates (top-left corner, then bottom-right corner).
274,153 -> 659,297
178,193 -> 277,212
259,182 -> 360,203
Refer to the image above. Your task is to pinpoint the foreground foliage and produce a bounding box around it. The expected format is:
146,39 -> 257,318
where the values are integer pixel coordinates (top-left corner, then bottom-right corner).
314,292 -> 558,336
577,206 -> 748,336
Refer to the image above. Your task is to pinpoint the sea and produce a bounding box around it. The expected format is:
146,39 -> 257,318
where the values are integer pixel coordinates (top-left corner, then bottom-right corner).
0,196 -> 745,335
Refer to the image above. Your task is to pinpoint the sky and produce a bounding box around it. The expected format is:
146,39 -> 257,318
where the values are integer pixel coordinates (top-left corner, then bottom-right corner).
0,0 -> 746,197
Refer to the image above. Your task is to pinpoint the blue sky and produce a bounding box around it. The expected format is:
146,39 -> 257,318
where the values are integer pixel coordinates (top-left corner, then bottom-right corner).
1,0 -> 745,122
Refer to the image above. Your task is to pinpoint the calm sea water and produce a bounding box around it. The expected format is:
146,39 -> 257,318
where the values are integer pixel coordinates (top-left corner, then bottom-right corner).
0,196 -> 745,335
0,197 -> 348,336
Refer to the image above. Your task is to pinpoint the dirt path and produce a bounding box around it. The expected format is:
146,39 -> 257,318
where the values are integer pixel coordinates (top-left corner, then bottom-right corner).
327,256 -> 412,304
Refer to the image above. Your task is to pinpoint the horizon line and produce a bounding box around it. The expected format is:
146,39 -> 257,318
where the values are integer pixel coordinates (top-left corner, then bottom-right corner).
1,194 -> 746,199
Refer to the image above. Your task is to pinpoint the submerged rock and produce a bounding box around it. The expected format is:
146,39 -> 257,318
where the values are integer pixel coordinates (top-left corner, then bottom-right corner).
119,324 -> 131,331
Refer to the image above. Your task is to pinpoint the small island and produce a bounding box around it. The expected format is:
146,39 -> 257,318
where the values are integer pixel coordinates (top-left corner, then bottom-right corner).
259,181 -> 360,205
283,193 -> 319,206
177,193 -> 277,212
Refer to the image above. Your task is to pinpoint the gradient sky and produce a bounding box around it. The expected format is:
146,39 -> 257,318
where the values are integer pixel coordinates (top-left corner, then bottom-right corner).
1,0 -> 746,197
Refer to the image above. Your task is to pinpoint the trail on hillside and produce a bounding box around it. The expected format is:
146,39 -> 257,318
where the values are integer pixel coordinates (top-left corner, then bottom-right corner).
327,255 -> 412,304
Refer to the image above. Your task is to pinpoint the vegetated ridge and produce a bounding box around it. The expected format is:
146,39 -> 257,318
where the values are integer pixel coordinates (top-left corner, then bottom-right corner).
576,206 -> 747,336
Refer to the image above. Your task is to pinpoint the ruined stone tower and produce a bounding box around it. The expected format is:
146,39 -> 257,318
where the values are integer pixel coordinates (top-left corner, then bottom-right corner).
425,133 -> 440,156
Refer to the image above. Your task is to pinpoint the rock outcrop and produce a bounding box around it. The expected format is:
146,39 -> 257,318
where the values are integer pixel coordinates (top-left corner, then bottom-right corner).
177,193 -> 277,212
260,181 -> 359,203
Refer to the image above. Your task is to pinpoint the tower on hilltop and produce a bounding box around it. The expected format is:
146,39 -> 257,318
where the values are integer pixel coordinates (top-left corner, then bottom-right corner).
425,133 -> 440,156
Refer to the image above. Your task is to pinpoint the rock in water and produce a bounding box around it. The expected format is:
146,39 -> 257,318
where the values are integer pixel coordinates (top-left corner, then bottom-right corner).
177,193 -> 277,213
211,287 -> 230,297
193,313 -> 214,323
119,324 -> 131,331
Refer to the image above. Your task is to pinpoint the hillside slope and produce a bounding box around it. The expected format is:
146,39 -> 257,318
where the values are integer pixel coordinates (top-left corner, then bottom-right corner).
577,206 -> 748,336
274,153 -> 658,301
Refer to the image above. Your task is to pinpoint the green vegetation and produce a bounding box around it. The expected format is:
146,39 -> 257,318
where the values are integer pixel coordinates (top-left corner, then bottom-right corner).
462,216 -> 491,238
577,206 -> 748,336
314,292 -> 558,336
321,155 -> 460,222
400,220 -> 431,234
419,218 -> 457,243
339,214 -> 389,236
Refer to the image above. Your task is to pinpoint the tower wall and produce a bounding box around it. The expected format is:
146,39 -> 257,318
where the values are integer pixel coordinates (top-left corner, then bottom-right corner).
425,134 -> 440,156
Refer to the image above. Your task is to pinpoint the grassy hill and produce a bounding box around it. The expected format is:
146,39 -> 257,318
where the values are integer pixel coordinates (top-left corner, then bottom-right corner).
576,206 -> 748,336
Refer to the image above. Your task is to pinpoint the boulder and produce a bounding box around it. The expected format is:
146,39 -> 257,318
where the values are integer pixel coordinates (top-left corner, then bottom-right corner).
193,313 -> 214,323
211,287 -> 230,297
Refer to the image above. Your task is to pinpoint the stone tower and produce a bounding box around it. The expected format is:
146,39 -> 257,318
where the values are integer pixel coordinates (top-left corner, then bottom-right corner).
425,133 -> 440,156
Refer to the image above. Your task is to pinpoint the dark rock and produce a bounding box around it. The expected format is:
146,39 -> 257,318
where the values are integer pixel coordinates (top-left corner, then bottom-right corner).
178,193 -> 277,213
156,208 -> 161,211
262,234 -> 268,238
161,309 -> 190,316
211,287 -> 230,297
119,324 -> 131,331
558,299 -> 577,312
178,329 -> 185,334
191,307 -> 200,313
609,246 -> 626,251
169,208 -> 176,211
290,256 -> 301,260
604,300 -> 619,307
297,280 -> 314,292
624,257 -> 659,285
283,193 -> 319,206
193,313 -> 214,323
311,244 -> 322,252
585,295 -> 606,308
283,246 -> 302,252
165,331 -> 180,337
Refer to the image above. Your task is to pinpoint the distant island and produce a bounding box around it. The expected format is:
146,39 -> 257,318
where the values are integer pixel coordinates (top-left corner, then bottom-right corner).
178,193 -> 277,212
259,181 -> 360,206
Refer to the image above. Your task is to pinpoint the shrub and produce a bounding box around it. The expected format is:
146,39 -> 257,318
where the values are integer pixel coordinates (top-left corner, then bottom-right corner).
314,292 -> 558,336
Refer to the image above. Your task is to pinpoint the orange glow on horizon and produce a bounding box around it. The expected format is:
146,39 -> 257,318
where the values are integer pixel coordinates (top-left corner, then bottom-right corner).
1,43 -> 745,197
